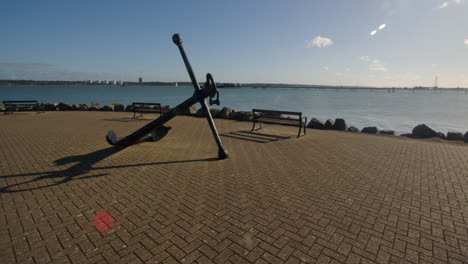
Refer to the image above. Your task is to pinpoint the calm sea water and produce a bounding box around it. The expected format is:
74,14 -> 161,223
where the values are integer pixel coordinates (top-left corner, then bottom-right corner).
1,85 -> 468,135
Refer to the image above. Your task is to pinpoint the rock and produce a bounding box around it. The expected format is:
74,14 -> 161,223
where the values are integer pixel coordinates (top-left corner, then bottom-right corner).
412,124 -> 438,138
57,102 -> 73,111
243,112 -> 254,121
112,104 -> 125,112
379,130 -> 395,135
88,103 -> 101,111
39,103 -> 57,111
77,104 -> 88,111
211,108 -> 222,118
446,132 -> 463,141
464,132 -> 468,143
125,105 -> 134,112
230,111 -> 242,120
362,127 -> 378,134
195,108 -> 206,117
231,111 -> 253,121
324,119 -> 335,130
182,105 -> 197,116
161,105 -> 172,113
437,132 -> 446,140
400,133 -> 413,138
307,118 -> 324,129
219,107 -> 233,119
348,126 -> 360,132
333,118 -> 347,131
195,108 -> 221,118
101,105 -> 114,111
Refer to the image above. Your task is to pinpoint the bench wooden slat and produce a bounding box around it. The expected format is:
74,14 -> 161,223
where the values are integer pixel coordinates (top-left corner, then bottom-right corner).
253,109 -> 302,116
3,100 -> 38,104
256,115 -> 302,121
133,102 -> 160,106
257,117 -> 304,125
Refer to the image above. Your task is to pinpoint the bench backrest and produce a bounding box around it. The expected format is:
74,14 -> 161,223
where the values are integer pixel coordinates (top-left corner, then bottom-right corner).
252,109 -> 302,119
132,102 -> 161,108
3,100 -> 38,106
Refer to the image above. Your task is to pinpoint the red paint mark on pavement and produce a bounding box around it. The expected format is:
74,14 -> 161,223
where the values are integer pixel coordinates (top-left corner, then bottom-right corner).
94,210 -> 114,232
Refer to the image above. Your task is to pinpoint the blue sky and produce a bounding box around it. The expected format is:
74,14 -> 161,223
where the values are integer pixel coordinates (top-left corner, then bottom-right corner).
1,0 -> 467,87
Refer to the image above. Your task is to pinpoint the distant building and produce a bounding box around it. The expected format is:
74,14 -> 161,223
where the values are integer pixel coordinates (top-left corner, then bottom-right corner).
110,80 -> 116,85
96,80 -> 101,84
119,80 -> 123,85
139,77 -> 143,85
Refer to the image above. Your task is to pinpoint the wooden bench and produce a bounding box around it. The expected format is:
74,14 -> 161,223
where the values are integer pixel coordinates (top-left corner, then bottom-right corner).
3,100 -> 39,114
251,109 -> 307,137
132,102 -> 162,118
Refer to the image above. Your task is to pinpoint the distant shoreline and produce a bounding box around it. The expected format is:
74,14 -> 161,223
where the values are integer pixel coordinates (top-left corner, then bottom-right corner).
0,80 -> 467,90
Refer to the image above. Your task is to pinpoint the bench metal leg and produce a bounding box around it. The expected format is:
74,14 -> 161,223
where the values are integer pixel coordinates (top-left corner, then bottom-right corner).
304,117 -> 307,135
297,117 -> 307,137
251,120 -> 262,132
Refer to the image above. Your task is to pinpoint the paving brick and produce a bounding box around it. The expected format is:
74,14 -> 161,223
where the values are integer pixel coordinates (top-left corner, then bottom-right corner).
0,112 -> 467,263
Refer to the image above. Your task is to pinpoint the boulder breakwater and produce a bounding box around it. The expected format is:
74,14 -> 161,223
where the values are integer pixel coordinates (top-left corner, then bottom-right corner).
2,102 -> 468,143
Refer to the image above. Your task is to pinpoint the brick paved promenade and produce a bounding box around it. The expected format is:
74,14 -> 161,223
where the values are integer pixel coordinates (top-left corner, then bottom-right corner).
0,112 -> 467,263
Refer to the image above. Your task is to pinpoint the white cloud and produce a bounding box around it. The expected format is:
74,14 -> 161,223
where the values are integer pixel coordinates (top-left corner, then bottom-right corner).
370,30 -> 377,36
323,66 -> 329,71
360,56 -> 371,62
369,62 -> 388,72
307,36 -> 333,48
378,24 -> 386,30
359,56 -> 388,72
439,2 -> 449,8
439,0 -> 464,8
464,39 -> 468,45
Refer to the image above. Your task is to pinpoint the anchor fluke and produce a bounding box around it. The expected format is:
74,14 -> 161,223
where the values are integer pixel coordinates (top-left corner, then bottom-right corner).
106,130 -> 121,146
150,126 -> 171,141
